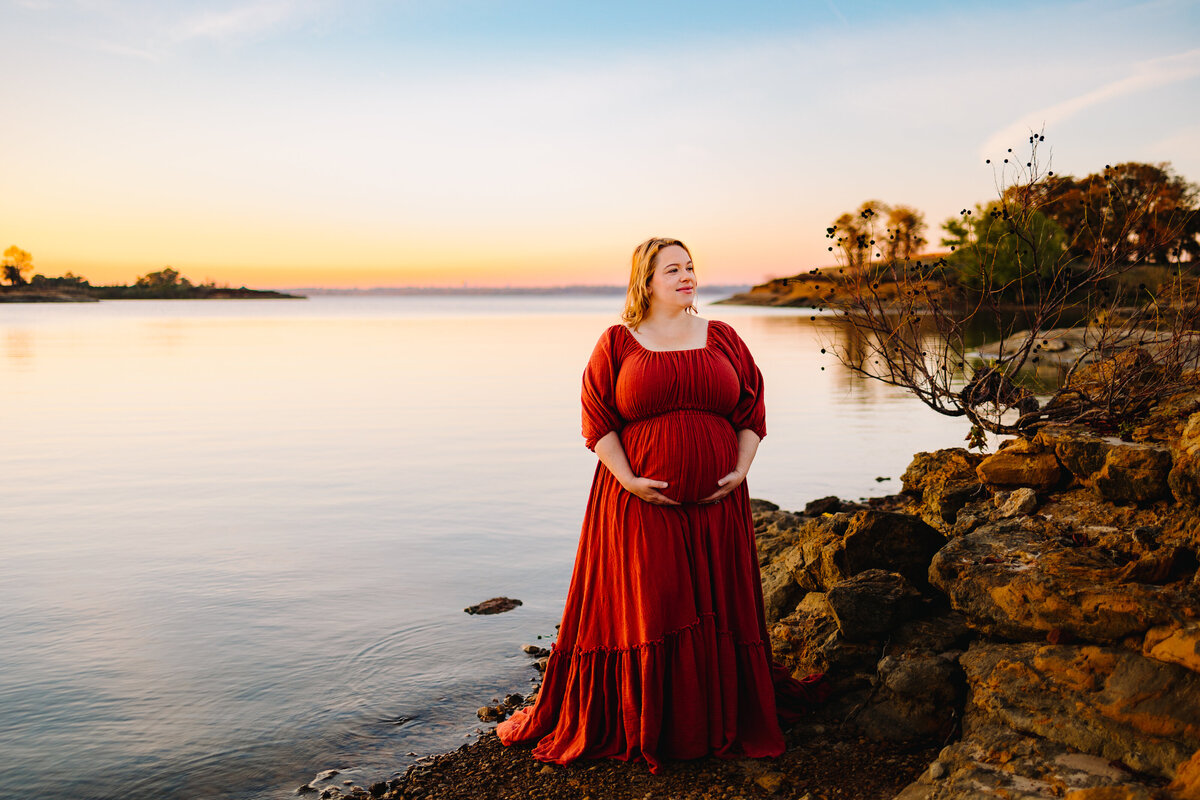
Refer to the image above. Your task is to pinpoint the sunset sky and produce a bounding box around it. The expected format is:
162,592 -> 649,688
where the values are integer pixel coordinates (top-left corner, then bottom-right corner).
3,0 -> 1199,288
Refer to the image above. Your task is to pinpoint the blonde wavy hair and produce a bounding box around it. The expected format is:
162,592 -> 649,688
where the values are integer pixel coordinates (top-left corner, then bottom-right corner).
621,237 -> 696,330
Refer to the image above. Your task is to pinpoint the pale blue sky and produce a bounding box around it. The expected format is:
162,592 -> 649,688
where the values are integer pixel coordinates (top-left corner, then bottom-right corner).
2,0 -> 1198,286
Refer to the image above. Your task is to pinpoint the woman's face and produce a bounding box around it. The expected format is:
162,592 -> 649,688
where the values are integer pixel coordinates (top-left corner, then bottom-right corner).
647,245 -> 696,310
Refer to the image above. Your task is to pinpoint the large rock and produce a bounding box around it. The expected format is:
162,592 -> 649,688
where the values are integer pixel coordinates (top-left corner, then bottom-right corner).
782,510 -> 943,592
902,448 -> 985,530
1143,623 -> 1200,675
961,642 -> 1200,778
1170,749 -> 1200,799
929,517 -> 1186,642
1037,425 -> 1118,482
824,569 -> 923,641
1036,425 -> 1172,504
1170,412 -> 1200,505
1092,443 -> 1172,504
895,722 -> 1153,800
842,510 -> 945,589
753,508 -> 805,565
856,650 -> 963,742
759,558 -> 803,625
769,592 -> 878,694
977,439 -> 1062,490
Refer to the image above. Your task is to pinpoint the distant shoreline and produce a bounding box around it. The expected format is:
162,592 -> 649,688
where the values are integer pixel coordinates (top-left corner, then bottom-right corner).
0,286 -> 304,303
288,284 -> 752,297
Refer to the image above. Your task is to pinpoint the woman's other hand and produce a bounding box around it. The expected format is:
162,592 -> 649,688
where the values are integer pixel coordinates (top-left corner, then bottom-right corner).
700,469 -> 745,504
623,477 -> 681,506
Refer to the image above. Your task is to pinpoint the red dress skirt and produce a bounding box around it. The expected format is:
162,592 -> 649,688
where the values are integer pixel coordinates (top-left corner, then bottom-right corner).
496,320 -> 823,772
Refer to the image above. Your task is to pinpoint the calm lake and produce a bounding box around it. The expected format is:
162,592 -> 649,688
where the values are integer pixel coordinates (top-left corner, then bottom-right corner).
0,294 -> 978,799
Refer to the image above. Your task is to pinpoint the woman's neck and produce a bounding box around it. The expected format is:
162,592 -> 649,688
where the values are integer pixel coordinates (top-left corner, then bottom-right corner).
640,305 -> 693,330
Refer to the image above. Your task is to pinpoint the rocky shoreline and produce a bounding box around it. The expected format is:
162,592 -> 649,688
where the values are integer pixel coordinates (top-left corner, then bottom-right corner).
303,385 -> 1200,800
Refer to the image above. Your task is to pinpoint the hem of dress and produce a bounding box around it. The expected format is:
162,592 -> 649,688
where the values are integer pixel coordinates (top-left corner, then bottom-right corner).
555,611 -> 764,656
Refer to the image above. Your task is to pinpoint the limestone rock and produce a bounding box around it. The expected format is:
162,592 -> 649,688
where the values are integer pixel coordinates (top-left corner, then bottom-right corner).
902,448 -> 985,529
856,651 -> 963,742
780,513 -> 853,591
1035,424 -> 1116,480
977,443 -> 1062,490
962,642 -> 1200,778
1143,623 -> 1200,674
1064,788 -> 1158,800
1092,443 -> 1172,504
754,508 -> 805,565
895,722 -> 1150,800
841,510 -> 945,591
996,487 -> 1038,518
824,569 -> 923,642
760,558 -> 804,625
804,495 -> 844,515
770,592 -> 878,693
1169,749 -> 1200,799
1170,412 -> 1200,505
929,517 -> 1184,642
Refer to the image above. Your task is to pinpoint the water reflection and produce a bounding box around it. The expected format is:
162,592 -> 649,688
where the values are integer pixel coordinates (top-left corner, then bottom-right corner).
0,296 -> 984,800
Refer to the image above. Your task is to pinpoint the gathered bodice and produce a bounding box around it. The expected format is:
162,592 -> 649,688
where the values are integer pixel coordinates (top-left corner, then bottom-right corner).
613,326 -> 743,424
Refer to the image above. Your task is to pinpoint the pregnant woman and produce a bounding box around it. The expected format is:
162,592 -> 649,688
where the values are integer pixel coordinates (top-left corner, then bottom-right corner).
497,237 -> 824,772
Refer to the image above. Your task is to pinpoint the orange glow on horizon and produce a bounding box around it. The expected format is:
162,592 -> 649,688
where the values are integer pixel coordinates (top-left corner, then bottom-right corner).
8,230 -> 814,289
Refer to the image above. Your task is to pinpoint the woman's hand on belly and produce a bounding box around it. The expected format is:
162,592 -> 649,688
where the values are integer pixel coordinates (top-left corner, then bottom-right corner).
593,431 -> 681,506
623,476 -> 682,506
699,467 -> 746,504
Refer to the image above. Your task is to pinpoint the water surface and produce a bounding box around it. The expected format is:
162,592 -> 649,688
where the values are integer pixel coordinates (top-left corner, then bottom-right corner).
0,295 -> 977,798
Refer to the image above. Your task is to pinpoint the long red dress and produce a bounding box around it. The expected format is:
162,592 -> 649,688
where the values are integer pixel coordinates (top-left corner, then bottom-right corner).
496,319 -> 823,772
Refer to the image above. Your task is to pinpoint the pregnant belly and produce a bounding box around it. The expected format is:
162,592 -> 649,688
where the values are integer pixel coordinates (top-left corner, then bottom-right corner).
621,410 -> 738,504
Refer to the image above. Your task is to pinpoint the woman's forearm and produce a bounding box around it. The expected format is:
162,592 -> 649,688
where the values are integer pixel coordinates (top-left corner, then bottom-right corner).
594,430 -> 636,488
734,429 -> 761,476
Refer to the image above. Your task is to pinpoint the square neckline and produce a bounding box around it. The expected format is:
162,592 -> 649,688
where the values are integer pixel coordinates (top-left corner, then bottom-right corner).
622,320 -> 712,353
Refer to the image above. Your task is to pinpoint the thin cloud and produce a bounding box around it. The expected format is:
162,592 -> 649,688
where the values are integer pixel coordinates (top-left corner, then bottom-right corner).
981,47 -> 1200,157
174,0 -> 314,42
823,0 -> 849,26
87,37 -> 160,61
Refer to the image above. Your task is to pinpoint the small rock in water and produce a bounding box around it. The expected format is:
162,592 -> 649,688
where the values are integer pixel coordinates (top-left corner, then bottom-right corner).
476,705 -> 507,722
296,785 -> 318,795
369,782 -> 388,797
464,597 -> 523,615
314,770 -> 340,782
804,495 -> 842,515
522,644 -> 551,657
875,476 -> 891,482
504,693 -> 524,707
534,656 -> 550,672
320,789 -> 341,799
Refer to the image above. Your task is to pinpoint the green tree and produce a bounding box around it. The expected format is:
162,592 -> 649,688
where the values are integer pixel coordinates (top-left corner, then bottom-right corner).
1008,162 -> 1200,265
940,202 -> 1069,298
2,245 -> 33,286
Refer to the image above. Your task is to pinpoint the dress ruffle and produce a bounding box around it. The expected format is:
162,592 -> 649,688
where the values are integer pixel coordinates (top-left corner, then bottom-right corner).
498,612 -> 797,773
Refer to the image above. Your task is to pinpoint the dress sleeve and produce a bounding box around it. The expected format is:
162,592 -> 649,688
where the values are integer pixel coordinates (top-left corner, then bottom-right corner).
581,326 -> 624,451
718,322 -> 767,440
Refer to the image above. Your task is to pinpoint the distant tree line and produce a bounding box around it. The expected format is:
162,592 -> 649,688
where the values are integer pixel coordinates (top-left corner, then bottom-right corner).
0,250 -> 291,299
829,160 -> 1199,300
